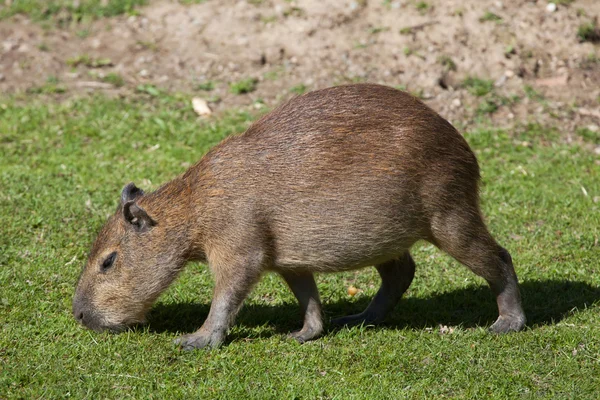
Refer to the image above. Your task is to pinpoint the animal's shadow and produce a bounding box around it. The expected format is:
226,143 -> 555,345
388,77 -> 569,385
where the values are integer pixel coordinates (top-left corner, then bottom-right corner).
147,280 -> 600,338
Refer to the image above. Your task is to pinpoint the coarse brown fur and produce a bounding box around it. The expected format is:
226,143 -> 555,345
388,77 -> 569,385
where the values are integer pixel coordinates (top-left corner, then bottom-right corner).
73,84 -> 525,349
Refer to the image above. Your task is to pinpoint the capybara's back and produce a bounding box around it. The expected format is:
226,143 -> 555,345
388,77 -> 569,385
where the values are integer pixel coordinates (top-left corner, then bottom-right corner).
74,84 -> 525,350
197,84 -> 481,272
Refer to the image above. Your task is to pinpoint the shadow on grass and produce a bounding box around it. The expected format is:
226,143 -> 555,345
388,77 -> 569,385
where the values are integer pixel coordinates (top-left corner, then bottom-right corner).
147,279 -> 600,337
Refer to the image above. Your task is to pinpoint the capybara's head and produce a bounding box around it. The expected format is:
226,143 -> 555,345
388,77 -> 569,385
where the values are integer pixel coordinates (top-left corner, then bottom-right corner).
73,183 -> 185,331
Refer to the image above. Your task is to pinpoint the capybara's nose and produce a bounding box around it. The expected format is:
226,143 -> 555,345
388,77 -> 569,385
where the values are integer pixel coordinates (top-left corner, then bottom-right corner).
72,301 -> 85,324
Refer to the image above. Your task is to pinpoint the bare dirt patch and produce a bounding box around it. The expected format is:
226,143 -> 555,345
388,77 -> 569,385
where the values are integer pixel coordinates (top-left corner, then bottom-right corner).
1,0 -> 599,139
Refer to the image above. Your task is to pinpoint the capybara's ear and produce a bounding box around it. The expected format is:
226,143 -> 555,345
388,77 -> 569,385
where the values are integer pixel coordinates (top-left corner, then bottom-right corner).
123,201 -> 156,232
121,182 -> 144,204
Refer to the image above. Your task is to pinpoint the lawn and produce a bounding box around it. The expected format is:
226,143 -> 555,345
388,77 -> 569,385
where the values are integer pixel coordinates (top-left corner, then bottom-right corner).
1,92 -> 599,398
0,0 -> 147,22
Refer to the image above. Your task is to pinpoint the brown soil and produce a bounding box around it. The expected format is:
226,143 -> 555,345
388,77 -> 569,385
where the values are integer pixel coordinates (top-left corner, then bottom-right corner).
1,0 -> 599,139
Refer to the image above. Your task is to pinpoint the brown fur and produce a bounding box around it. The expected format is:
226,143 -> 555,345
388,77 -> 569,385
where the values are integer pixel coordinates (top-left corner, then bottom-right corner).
73,84 -> 525,348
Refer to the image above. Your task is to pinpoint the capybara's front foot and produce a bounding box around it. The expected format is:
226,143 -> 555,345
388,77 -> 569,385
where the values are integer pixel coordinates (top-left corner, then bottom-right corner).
174,329 -> 225,350
287,325 -> 323,344
489,314 -> 526,333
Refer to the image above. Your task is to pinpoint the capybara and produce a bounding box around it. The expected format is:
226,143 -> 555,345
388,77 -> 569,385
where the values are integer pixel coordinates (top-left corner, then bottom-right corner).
73,84 -> 525,349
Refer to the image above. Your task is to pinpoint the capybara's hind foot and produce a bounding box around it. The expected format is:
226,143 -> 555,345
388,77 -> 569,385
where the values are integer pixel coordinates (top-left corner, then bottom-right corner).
489,314 -> 526,333
330,312 -> 380,327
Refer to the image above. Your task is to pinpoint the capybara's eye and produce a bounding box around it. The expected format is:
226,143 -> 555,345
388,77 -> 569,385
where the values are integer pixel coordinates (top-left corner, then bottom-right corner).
101,252 -> 117,272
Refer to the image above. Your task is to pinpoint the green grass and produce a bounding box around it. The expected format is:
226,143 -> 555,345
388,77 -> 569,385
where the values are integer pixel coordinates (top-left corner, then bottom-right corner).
1,93 -> 599,398
476,98 -> 499,115
67,54 -> 113,68
415,1 -> 429,14
230,77 -> 258,95
524,84 -> 546,102
577,21 -> 600,43
463,76 -> 494,97
26,75 -> 67,94
101,72 -> 125,87
290,83 -> 307,94
0,0 -> 147,22
438,55 -> 457,72
479,11 -> 503,23
194,80 -> 216,91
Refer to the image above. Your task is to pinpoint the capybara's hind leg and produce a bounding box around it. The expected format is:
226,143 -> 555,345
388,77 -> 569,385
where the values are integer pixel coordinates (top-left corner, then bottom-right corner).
430,210 -> 525,333
331,252 -> 416,327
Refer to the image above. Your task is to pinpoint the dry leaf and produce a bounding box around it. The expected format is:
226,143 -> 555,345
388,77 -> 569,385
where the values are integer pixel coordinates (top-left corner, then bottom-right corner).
192,97 -> 212,117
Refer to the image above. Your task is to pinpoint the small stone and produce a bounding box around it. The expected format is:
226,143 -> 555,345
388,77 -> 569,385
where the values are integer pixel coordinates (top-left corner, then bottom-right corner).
452,98 -> 461,108
546,3 -> 557,12
594,146 -> 600,155
2,41 -> 17,52
139,69 -> 149,77
587,124 -> 598,132
505,70 -> 514,78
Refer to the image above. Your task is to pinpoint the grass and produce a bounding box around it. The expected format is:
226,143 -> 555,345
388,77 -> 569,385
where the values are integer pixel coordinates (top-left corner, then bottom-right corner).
136,83 -> 161,96
463,76 -> 494,97
1,92 -> 599,398
476,98 -> 499,115
290,84 -> 307,94
230,77 -> 258,95
0,0 -> 147,22
438,55 -> 457,72
101,72 -> 125,87
524,84 -> 546,102
577,21 -> 600,43
194,80 -> 215,91
368,26 -> 389,35
415,1 -> 429,14
26,76 -> 67,94
479,11 -> 503,23
67,54 -> 113,68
